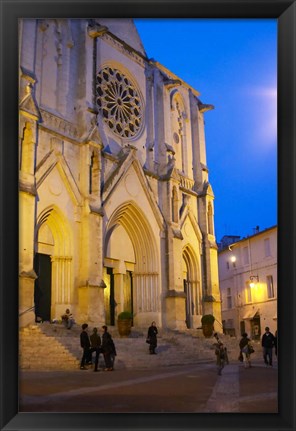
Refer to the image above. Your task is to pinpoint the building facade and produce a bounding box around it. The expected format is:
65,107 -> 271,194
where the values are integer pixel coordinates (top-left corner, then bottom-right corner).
19,18 -> 221,330
218,226 -> 277,339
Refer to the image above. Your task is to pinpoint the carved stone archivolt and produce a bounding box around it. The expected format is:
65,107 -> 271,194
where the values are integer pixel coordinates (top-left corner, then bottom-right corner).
96,67 -> 143,140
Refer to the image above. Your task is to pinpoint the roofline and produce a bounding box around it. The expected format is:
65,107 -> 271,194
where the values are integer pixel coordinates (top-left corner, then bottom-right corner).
218,224 -> 277,253
151,61 -> 200,97
95,22 -> 202,98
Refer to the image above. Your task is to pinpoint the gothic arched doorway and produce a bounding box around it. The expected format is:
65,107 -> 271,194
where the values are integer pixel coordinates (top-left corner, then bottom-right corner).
182,245 -> 201,329
34,207 -> 73,322
104,202 -> 159,327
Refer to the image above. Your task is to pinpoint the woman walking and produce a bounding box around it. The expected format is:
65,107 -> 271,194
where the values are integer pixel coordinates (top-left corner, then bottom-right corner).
239,332 -> 252,368
147,321 -> 158,354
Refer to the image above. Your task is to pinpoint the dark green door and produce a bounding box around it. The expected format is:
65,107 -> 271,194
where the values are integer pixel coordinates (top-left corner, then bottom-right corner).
34,253 -> 52,322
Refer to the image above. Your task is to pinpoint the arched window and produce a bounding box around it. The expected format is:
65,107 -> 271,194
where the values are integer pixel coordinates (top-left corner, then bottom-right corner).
172,186 -> 179,223
21,122 -> 33,173
207,202 -> 214,235
89,151 -> 99,195
170,93 -> 186,173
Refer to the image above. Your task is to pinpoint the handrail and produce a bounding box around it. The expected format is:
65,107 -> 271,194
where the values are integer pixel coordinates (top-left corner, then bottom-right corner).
19,306 -> 35,317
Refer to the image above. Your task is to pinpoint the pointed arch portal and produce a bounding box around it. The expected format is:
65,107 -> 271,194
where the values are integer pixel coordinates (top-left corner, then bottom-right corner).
182,245 -> 202,328
104,202 -> 159,325
34,206 -> 73,321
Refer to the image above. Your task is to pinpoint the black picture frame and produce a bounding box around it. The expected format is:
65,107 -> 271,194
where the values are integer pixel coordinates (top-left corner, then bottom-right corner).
1,0 -> 295,430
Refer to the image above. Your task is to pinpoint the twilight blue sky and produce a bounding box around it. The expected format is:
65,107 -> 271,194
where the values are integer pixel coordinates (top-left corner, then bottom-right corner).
134,19 -> 277,242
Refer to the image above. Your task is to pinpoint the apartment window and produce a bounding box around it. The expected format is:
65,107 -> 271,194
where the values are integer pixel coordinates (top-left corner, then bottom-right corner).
243,246 -> 249,265
227,319 -> 234,328
267,275 -> 274,298
264,238 -> 271,257
227,288 -> 232,309
226,262 -> 230,269
246,282 -> 252,303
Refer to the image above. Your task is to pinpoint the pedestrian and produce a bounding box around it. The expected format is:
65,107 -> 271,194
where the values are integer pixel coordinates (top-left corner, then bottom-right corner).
90,327 -> 102,372
239,332 -> 252,368
213,332 -> 229,364
215,341 -> 227,375
80,323 -> 91,370
262,326 -> 275,367
274,330 -> 278,357
147,321 -> 158,354
61,308 -> 74,329
101,325 -> 116,371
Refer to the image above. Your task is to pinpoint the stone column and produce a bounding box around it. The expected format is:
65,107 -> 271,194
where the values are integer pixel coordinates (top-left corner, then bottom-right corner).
165,226 -> 187,330
144,65 -> 155,171
113,271 -> 125,318
51,256 -> 72,318
19,81 -> 39,326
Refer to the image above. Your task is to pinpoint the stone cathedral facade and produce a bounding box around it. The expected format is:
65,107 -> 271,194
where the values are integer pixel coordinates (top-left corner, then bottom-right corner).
19,18 -> 221,330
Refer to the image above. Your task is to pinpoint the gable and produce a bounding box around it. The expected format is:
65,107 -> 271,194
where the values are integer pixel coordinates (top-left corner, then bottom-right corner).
98,18 -> 146,57
181,211 -> 203,249
102,151 -> 164,231
36,151 -> 82,207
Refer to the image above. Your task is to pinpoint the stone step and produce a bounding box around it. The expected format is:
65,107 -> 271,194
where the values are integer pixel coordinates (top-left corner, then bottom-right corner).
19,323 -> 263,370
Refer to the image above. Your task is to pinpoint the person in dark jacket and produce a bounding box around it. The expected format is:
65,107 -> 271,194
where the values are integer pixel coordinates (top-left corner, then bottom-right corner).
101,325 -> 116,371
239,332 -> 252,368
274,330 -> 278,357
90,327 -> 102,372
215,341 -> 227,375
147,321 -> 158,354
80,323 -> 90,370
261,326 -> 275,367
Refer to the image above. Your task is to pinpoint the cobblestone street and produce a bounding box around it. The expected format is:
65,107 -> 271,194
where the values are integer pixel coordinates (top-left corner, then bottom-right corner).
19,359 -> 278,413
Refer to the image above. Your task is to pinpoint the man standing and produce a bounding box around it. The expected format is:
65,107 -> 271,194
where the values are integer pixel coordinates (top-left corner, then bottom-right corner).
261,326 -> 275,367
90,327 -> 101,372
101,325 -> 116,371
80,323 -> 90,370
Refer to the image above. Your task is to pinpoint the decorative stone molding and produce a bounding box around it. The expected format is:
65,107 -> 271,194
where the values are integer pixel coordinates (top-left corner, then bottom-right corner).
179,174 -> 194,191
19,180 -> 37,196
19,82 -> 41,121
101,32 -> 146,67
163,78 -> 182,89
172,229 -> 183,240
19,270 -> 37,279
198,102 -> 215,113
166,290 -> 186,298
87,23 -> 108,38
40,109 -> 79,140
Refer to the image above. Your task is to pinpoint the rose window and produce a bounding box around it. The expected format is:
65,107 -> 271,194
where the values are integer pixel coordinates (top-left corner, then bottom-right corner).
96,67 -> 143,139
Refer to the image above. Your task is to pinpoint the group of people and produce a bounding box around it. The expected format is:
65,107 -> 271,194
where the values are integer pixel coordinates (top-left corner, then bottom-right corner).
63,312 -> 277,374
80,324 -> 117,371
238,326 -> 277,369
80,321 -> 158,371
214,326 -> 277,376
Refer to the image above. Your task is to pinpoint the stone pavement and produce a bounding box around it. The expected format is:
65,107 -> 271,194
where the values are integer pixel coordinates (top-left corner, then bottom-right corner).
19,359 -> 278,413
203,361 -> 278,413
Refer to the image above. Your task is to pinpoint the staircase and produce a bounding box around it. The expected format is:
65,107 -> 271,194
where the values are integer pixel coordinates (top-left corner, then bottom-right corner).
19,323 -> 262,371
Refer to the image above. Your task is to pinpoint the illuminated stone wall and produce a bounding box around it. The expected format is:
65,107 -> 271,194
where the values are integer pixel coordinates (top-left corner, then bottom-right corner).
19,18 -> 221,330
